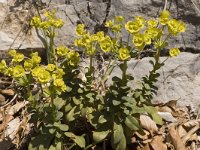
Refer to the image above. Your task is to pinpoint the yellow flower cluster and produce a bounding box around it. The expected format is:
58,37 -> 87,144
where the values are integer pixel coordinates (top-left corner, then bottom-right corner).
169,48 -> 180,57
118,47 -> 130,60
125,16 -> 144,34
105,16 -> 124,32
158,10 -> 186,35
31,10 -> 64,29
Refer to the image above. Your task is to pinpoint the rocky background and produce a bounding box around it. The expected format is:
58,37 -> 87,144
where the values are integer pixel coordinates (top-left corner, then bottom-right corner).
0,0 -> 200,109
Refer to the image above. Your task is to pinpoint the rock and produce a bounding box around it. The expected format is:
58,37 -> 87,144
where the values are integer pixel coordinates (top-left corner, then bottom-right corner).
110,52 -> 200,109
0,0 -> 199,52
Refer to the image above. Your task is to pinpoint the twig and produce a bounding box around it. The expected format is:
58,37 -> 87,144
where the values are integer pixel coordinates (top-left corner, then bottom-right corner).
1,94 -> 18,108
182,124 -> 200,143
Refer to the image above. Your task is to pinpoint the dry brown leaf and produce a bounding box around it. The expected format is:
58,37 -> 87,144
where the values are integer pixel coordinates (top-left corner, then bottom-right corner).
178,125 -> 187,138
0,89 -> 15,96
150,135 -> 167,150
7,101 -> 27,115
183,120 -> 200,128
0,114 -> 14,133
137,143 -> 151,150
0,94 -> 6,106
143,143 -> 151,150
157,106 -> 173,113
163,100 -> 177,111
5,117 -> 21,140
135,130 -> 150,140
140,115 -> 158,134
168,124 -> 186,150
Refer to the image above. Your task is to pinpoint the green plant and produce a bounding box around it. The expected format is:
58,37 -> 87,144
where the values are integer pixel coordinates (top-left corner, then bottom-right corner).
0,10 -> 185,150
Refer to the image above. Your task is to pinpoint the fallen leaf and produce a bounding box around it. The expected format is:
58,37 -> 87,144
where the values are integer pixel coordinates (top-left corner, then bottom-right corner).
0,94 -> 6,106
140,115 -> 158,134
150,135 -> 167,150
183,120 -> 200,128
137,143 -> 151,150
157,106 -> 173,113
0,89 -> 15,96
177,125 -> 187,138
5,117 -> 21,140
158,111 -> 177,123
168,124 -> 186,150
135,130 -> 150,140
7,101 -> 27,115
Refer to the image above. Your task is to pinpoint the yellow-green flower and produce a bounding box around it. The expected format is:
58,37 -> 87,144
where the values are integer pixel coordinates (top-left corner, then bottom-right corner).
13,65 -> 25,78
133,34 -> 144,48
47,64 -> 56,72
32,66 -> 42,77
112,24 -> 122,32
147,19 -> 158,28
56,68 -> 65,78
144,28 -> 162,39
125,21 -> 142,34
76,24 -> 86,36
31,16 -> 42,27
118,47 -> 130,60
56,46 -> 69,56
115,16 -> 124,22
105,19 -> 114,28
12,53 -> 24,63
40,21 -> 51,29
99,36 -> 113,53
9,49 -> 16,57
159,10 -> 170,25
5,67 -> 13,76
24,59 -> 33,71
0,60 -> 7,73
96,31 -> 104,41
143,34 -> 151,45
169,48 -> 180,57
31,52 -> 41,65
34,67 -> 51,83
53,19 -> 64,28
168,19 -> 186,35
154,40 -> 167,49
67,51 -> 80,66
86,46 -> 96,56
135,16 -> 145,26
53,78 -> 67,92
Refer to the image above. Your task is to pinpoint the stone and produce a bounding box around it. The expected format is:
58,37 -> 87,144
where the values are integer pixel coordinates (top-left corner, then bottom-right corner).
109,52 -> 200,109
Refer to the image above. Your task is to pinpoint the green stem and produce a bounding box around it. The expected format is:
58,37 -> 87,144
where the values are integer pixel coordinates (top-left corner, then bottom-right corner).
122,60 -> 127,85
127,33 -> 130,46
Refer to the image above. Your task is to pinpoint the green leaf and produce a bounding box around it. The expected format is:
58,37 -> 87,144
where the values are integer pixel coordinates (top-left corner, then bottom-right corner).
54,122 -> 69,131
73,97 -> 81,105
66,106 -> 79,121
54,97 -> 66,110
134,91 -> 142,98
55,111 -> 63,121
112,100 -> 121,106
28,132 -> 54,150
98,115 -> 107,124
144,83 -> 151,90
65,103 -> 72,112
93,130 -> 110,143
65,132 -> 85,148
144,105 -> 163,125
111,122 -> 126,150
139,95 -> 145,102
125,115 -> 141,131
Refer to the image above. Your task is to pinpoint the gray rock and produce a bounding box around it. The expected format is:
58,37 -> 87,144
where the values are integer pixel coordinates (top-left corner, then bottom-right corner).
109,52 -> 200,109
